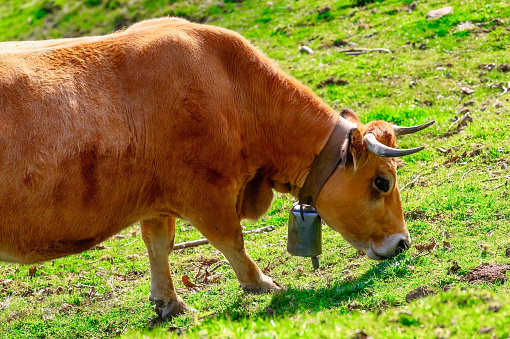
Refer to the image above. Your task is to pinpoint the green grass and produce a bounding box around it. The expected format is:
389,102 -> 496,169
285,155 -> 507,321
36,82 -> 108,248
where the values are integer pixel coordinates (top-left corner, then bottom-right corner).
1,0 -> 510,337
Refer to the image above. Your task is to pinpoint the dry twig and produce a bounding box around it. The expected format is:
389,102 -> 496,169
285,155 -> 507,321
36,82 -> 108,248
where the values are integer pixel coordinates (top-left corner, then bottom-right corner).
448,111 -> 471,131
461,168 -> 474,181
173,225 -> 276,250
400,175 -> 420,191
338,48 -> 391,55
481,175 -> 510,182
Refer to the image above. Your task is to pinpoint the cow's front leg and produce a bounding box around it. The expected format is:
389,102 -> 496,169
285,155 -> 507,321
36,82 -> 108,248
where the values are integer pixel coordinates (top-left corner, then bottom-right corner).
193,213 -> 280,293
141,216 -> 195,318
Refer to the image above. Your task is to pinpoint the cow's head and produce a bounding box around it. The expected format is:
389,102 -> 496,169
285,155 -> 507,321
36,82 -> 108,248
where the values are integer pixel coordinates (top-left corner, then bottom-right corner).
315,109 -> 433,260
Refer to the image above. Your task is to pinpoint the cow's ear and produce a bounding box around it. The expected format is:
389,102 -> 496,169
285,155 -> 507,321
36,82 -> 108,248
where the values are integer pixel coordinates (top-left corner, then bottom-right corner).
340,108 -> 361,125
345,128 -> 365,171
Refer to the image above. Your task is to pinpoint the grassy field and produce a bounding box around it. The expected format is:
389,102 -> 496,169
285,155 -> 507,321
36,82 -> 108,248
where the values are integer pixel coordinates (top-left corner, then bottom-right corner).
1,0 -> 510,337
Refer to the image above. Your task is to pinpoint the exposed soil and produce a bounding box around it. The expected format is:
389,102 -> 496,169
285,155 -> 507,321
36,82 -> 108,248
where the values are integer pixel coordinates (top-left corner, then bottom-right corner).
406,285 -> 436,303
464,263 -> 510,284
317,77 -> 349,88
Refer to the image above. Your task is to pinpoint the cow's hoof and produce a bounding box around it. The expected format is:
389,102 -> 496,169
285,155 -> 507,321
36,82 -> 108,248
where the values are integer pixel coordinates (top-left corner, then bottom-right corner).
152,297 -> 196,319
242,275 -> 281,294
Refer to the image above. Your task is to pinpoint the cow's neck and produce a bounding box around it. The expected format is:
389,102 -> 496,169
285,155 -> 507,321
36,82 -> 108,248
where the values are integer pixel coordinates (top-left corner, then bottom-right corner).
216,33 -> 341,195
247,66 -> 340,194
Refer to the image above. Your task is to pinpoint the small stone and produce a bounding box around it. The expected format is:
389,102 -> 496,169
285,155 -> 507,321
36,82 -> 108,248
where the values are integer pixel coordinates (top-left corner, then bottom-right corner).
418,43 -> 427,50
506,247 -> 510,257
299,46 -> 314,55
426,7 -> 454,20
434,327 -> 446,337
464,100 -> 475,106
457,21 -> 475,31
371,8 -> 377,14
409,1 -> 418,10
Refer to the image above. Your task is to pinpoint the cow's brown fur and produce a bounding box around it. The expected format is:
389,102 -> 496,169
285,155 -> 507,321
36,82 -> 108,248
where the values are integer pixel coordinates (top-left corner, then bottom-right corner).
0,18 -> 411,316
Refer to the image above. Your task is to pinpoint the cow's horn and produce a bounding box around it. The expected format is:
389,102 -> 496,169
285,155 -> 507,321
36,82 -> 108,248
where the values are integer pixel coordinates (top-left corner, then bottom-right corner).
392,120 -> 435,136
364,133 -> 425,157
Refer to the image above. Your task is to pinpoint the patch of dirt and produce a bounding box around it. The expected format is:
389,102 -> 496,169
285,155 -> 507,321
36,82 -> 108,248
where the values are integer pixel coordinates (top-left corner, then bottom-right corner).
28,266 -> 37,277
406,285 -> 436,303
441,283 -> 454,292
168,325 -> 185,335
378,299 -> 388,309
347,301 -> 362,310
265,306 -> 275,316
478,327 -> 494,334
478,63 -> 497,70
448,262 -> 460,273
352,330 -> 374,339
498,63 -> 510,72
463,263 -> 510,284
317,6 -> 331,15
317,77 -> 349,88
414,241 -> 437,252
404,209 -> 426,221
487,303 -> 502,312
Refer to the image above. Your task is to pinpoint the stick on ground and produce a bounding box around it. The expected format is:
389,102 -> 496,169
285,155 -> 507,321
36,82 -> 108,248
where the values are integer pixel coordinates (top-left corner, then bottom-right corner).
400,175 -> 420,191
172,225 -> 276,250
338,48 -> 391,55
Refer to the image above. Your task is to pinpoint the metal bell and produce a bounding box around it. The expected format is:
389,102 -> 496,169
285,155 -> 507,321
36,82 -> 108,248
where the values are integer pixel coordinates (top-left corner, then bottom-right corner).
287,202 -> 322,269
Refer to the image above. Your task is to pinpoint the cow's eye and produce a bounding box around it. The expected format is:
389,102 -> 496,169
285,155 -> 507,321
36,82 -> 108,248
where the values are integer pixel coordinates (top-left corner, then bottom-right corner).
374,177 -> 390,193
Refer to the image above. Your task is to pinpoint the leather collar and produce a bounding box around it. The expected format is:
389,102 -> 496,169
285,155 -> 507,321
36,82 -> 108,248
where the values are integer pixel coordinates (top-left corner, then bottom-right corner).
298,117 -> 358,207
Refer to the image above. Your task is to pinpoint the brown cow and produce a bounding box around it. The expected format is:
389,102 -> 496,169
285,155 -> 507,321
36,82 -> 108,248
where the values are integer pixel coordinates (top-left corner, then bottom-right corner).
0,18 -> 432,317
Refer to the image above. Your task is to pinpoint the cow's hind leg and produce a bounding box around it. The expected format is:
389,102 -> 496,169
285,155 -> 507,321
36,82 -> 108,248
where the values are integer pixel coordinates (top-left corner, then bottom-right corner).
193,212 -> 280,293
141,216 -> 195,318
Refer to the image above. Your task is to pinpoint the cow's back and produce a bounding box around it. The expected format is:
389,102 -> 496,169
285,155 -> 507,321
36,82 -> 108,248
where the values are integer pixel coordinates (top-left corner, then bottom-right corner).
0,18 -> 249,263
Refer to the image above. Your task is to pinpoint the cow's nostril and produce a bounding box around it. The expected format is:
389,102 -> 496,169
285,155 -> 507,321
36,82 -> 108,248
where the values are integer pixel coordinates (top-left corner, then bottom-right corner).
397,239 -> 409,253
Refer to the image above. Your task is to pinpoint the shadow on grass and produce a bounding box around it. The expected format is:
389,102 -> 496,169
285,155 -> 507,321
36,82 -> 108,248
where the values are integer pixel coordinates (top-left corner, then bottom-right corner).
139,254 -> 414,334
222,254 -> 413,321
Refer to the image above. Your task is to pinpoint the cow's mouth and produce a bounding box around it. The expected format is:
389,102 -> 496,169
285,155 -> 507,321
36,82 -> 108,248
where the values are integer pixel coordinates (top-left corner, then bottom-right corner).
366,244 -> 388,260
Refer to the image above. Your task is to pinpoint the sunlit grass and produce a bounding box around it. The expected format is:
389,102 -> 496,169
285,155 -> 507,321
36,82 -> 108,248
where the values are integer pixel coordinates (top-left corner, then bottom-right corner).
1,0 -> 510,337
